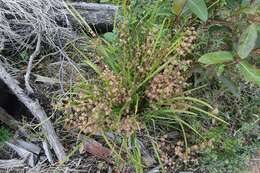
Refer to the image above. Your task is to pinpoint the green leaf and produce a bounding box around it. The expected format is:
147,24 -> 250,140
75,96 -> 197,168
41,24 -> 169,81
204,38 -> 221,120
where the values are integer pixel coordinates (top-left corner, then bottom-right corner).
172,0 -> 187,15
187,0 -> 208,22
256,25 -> 260,31
198,51 -> 234,65
238,24 -> 258,59
238,61 -> 260,86
217,64 -> 225,77
103,32 -> 117,43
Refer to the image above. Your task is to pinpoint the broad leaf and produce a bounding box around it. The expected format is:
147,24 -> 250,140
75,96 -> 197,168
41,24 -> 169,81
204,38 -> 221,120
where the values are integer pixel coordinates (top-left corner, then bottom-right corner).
187,0 -> 208,22
238,60 -> 260,86
103,32 -> 117,43
218,75 -> 240,97
238,24 -> 257,59
216,64 -> 225,77
198,51 -> 234,65
172,0 -> 187,15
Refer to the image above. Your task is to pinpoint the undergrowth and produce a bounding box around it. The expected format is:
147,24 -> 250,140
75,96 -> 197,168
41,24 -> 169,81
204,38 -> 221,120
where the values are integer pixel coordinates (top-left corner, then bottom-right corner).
57,0 -> 259,172
0,126 -> 12,147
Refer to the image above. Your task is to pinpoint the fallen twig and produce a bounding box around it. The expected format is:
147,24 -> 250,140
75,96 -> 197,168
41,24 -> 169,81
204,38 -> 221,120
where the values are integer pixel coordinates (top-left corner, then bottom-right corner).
24,33 -> 42,94
0,159 -> 25,169
42,140 -> 54,164
6,141 -> 36,167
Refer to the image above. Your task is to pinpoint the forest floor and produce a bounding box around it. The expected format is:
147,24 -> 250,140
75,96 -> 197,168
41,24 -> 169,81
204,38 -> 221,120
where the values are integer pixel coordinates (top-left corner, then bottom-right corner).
0,0 -> 259,173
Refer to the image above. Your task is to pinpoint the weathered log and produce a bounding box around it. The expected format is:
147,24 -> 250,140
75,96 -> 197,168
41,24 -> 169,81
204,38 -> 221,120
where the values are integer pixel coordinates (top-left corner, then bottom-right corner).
2,2 -> 117,35
68,2 -> 118,27
0,61 -> 66,162
0,2 -> 118,54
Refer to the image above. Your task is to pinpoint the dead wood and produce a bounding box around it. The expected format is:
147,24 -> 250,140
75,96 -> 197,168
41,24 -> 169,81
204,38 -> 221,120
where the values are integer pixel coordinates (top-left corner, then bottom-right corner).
6,140 -> 41,167
0,159 -> 25,169
0,61 -> 66,162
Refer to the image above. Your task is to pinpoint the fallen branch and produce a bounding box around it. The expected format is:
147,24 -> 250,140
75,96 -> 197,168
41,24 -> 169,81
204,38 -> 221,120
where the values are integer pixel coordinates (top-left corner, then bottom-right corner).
57,2 -> 118,30
24,33 -> 42,94
42,140 -> 54,164
0,2 -> 118,50
6,140 -> 41,167
0,159 -> 25,169
0,61 -> 66,162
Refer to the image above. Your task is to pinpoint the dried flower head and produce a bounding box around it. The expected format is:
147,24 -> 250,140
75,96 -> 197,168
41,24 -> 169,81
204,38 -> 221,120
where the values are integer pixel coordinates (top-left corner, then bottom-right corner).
146,59 -> 190,101
177,27 -> 198,57
101,67 -> 129,105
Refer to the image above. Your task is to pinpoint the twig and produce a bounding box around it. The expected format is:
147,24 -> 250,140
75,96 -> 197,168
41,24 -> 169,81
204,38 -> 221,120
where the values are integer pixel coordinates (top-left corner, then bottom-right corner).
24,33 -> 42,94
42,140 -> 54,164
0,60 -> 66,162
146,165 -> 160,173
5,141 -> 36,167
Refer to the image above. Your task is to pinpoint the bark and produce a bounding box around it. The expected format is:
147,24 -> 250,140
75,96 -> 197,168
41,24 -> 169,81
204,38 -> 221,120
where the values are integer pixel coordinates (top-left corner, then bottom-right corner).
68,2 -> 118,26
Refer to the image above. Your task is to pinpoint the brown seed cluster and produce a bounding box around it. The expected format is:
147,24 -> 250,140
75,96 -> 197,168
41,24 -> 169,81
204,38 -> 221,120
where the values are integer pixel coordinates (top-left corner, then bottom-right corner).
122,26 -> 171,80
118,22 -> 130,45
136,30 -> 157,78
157,135 -> 176,171
157,135 -> 214,171
63,95 -> 113,134
117,116 -> 141,136
62,67 -> 130,134
177,27 -> 197,56
146,59 -> 190,101
101,67 -> 129,105
143,28 -> 196,102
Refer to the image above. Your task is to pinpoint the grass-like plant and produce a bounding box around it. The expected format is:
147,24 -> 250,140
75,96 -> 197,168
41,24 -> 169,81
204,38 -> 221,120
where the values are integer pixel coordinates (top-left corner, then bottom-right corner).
60,1 -> 230,171
63,0 -> 227,136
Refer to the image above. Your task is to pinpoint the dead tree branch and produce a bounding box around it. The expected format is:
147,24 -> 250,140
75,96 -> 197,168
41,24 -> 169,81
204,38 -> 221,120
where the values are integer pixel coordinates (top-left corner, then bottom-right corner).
24,33 -> 42,94
0,60 -> 66,162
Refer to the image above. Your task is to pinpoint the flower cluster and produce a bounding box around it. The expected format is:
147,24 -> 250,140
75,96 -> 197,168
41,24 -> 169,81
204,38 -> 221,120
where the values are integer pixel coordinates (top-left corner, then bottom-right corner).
120,26 -> 171,80
157,135 -> 176,171
145,59 -> 190,101
62,67 -> 130,134
136,30 -> 157,78
63,94 -> 113,134
117,116 -> 141,136
157,135 -> 214,172
177,27 -> 197,56
101,67 -> 129,105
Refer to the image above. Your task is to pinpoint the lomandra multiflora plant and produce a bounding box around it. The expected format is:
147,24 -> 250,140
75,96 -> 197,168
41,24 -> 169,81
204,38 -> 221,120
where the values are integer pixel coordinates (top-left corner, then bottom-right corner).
60,1 -> 228,142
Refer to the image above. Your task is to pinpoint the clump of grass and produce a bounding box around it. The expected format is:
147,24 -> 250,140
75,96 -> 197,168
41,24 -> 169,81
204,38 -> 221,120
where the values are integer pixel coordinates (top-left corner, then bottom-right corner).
58,0 -> 229,142
58,1 -> 230,171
